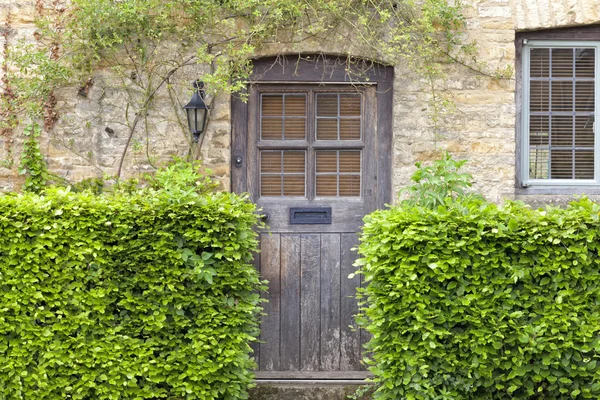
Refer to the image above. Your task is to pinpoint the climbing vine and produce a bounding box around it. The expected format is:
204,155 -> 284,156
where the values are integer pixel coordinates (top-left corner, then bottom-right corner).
1,0 -> 506,184
0,9 -> 16,169
18,123 -> 49,193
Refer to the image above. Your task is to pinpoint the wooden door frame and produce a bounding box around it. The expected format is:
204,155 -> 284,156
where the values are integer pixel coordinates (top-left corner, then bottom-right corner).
230,55 -> 393,381
231,55 -> 394,208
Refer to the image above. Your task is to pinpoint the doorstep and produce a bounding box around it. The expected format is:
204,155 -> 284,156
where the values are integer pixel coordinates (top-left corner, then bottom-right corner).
249,379 -> 373,400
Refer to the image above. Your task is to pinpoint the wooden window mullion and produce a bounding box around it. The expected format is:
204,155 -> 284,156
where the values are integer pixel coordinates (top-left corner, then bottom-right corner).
307,90 -> 316,200
336,150 -> 340,197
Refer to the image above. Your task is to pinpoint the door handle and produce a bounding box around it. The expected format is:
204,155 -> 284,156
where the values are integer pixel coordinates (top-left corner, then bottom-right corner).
258,212 -> 269,222
234,155 -> 243,168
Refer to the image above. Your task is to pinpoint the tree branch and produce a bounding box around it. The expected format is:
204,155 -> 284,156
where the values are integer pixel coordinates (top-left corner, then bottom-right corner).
116,54 -> 196,178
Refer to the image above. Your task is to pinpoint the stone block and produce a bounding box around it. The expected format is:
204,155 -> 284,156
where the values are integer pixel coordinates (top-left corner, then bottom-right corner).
11,3 -> 36,25
478,5 -> 512,18
249,383 -> 371,400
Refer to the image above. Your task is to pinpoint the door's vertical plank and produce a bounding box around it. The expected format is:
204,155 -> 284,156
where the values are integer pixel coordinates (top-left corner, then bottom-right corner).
340,233 -> 361,371
260,233 -> 281,371
376,78 -> 394,208
359,251 -> 371,370
231,91 -> 248,193
300,234 -> 320,371
363,86 -> 378,215
280,234 -> 301,371
246,86 -> 260,200
250,250 -> 260,368
320,233 -> 341,370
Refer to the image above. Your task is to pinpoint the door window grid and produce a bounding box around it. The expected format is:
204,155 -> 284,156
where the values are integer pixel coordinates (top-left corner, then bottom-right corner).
316,94 -> 362,140
315,150 -> 361,197
258,90 -> 363,198
260,150 -> 306,197
524,44 -> 598,183
260,94 -> 307,141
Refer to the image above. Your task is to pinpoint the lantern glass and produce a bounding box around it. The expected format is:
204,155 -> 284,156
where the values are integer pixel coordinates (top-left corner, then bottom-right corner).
186,107 -> 208,133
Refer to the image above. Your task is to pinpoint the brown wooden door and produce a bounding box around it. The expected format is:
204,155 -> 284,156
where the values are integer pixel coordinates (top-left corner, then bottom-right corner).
231,57 -> 393,380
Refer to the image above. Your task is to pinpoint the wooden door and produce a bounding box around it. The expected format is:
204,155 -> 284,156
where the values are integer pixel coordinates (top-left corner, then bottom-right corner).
231,57 -> 393,380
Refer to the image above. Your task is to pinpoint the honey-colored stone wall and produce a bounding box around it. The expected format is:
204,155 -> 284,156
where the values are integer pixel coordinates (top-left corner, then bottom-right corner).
1,0 -> 600,199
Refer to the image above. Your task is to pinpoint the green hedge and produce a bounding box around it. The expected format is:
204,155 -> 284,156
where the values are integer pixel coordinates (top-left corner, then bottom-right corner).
0,187 -> 261,399
358,197 -> 600,399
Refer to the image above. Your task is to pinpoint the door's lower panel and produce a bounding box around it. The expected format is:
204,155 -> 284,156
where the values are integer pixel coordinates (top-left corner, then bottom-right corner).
254,233 -> 366,373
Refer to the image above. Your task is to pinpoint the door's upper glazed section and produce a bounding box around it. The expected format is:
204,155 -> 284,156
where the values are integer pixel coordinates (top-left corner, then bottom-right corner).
258,89 -> 365,199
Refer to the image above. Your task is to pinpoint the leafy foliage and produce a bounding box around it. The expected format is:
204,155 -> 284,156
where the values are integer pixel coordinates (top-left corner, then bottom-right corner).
48,0 -> 468,96
18,123 -> 50,193
67,158 -> 218,195
145,157 -> 217,195
1,0 -> 474,179
399,152 -> 478,208
358,196 -> 600,399
0,182 -> 262,399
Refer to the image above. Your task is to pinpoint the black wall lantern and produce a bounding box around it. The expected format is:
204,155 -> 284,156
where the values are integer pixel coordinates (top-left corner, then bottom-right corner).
183,81 -> 210,143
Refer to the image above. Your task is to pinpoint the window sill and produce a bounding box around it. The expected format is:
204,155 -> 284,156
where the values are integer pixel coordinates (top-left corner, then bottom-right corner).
516,185 -> 600,196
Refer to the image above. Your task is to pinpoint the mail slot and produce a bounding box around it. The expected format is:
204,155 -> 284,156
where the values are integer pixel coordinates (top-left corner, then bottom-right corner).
289,207 -> 332,224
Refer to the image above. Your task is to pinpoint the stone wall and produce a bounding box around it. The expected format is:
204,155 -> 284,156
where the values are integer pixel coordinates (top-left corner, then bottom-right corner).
1,0 -> 600,199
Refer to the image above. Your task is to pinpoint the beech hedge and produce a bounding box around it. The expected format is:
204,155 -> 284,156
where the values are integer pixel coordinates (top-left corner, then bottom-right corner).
358,197 -> 600,399
0,187 -> 261,399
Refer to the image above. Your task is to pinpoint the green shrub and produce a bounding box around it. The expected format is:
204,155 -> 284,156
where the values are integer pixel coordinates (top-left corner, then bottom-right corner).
357,197 -> 600,399
399,151 -> 479,208
0,185 -> 262,399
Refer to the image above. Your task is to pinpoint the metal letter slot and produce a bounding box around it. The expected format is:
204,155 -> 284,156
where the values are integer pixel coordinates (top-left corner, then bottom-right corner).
289,207 -> 332,225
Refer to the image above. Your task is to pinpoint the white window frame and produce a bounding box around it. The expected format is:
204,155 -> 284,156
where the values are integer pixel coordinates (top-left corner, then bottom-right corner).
521,40 -> 600,186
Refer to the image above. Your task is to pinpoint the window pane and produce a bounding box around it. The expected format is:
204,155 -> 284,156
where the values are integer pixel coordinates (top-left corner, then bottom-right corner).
316,176 -> 337,196
340,119 -> 361,140
317,119 -> 338,140
550,149 -> 574,179
339,95 -> 361,116
529,115 -> 549,146
284,119 -> 306,140
551,81 -> 573,112
284,176 -> 305,196
529,148 -> 549,179
551,48 -> 574,78
261,118 -> 283,140
316,151 -> 337,173
285,95 -> 306,116
530,48 -> 550,78
283,151 -> 305,173
261,151 -> 282,173
551,116 -> 573,146
575,150 -> 595,179
576,48 -> 595,78
575,81 -> 594,112
261,175 -> 282,196
339,151 -> 361,173
262,95 -> 283,116
339,176 -> 361,196
527,45 -> 595,181
530,81 -> 549,112
317,95 -> 338,116
575,116 -> 595,146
